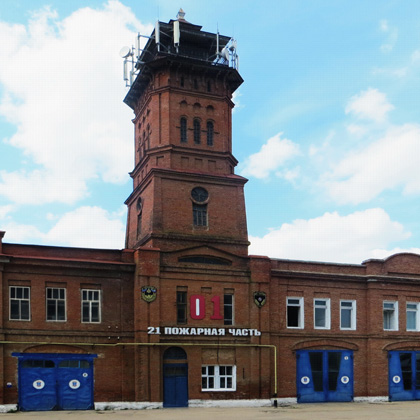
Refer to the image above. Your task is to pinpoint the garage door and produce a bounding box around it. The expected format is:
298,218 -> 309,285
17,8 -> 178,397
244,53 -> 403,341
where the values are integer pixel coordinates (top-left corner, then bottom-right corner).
13,353 -> 97,411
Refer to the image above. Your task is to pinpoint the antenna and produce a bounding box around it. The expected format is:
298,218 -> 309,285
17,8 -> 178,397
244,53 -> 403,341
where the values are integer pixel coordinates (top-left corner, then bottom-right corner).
173,20 -> 180,52
155,21 -> 160,52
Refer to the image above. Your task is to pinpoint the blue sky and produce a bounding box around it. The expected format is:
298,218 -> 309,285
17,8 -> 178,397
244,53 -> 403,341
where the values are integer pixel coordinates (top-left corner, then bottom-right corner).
1,0 -> 420,263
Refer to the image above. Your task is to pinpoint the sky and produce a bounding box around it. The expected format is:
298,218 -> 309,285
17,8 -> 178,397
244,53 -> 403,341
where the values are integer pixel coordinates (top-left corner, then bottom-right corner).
1,0 -> 420,264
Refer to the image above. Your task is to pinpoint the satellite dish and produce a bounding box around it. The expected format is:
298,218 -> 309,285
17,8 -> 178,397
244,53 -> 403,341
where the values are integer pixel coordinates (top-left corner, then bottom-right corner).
119,46 -> 131,58
221,47 -> 229,61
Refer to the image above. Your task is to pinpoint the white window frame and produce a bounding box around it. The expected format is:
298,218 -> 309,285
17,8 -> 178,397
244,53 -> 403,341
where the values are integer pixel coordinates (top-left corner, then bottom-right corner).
340,300 -> 356,330
287,297 -> 304,329
383,301 -> 398,331
46,287 -> 67,322
81,289 -> 102,323
406,302 -> 420,331
314,298 -> 330,329
9,286 -> 31,321
201,365 -> 236,391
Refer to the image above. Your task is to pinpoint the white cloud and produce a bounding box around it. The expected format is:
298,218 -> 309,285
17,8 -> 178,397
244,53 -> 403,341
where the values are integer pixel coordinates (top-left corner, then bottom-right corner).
346,124 -> 367,137
379,19 -> 398,52
240,132 -> 300,179
1,206 -> 126,248
324,123 -> 420,204
0,204 -> 14,219
345,88 -> 394,123
0,1 -> 152,205
45,206 -> 126,248
249,208 -> 410,264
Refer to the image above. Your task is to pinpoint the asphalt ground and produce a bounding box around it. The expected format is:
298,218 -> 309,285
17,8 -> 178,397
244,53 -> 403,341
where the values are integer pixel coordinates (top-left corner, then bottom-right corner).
2,402 -> 420,420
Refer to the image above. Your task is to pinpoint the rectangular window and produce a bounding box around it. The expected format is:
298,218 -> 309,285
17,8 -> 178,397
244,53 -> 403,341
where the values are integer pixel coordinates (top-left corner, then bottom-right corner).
201,365 -> 236,391
224,294 -> 234,325
9,286 -> 30,321
82,289 -> 101,323
177,291 -> 187,324
383,301 -> 398,331
46,287 -> 66,321
314,298 -> 330,329
193,203 -> 207,226
407,302 -> 419,331
340,300 -> 356,330
287,297 -> 304,328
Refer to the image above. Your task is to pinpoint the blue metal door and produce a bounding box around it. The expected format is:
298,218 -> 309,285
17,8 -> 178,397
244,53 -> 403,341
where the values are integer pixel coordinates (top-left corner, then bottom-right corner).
389,351 -> 420,401
13,353 -> 96,411
297,350 -> 353,403
163,363 -> 188,407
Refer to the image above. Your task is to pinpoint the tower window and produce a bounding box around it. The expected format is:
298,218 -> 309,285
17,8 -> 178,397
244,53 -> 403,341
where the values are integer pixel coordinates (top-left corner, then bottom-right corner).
193,119 -> 201,144
207,80 -> 212,92
194,79 -> 198,89
191,187 -> 208,227
180,117 -> 187,143
206,121 -> 214,146
136,197 -> 143,239
180,76 -> 184,87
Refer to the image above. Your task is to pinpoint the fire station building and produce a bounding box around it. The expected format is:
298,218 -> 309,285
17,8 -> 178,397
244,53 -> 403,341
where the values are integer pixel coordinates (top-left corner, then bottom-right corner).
2,11 -> 420,411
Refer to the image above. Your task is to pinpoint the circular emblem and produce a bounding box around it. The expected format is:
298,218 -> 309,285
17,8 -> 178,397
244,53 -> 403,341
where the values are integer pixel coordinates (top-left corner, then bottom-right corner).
341,376 -> 350,384
344,356 -> 349,360
33,380 -> 45,390
69,379 -> 81,389
301,376 -> 310,385
141,286 -> 157,303
393,375 -> 401,384
82,373 -> 88,378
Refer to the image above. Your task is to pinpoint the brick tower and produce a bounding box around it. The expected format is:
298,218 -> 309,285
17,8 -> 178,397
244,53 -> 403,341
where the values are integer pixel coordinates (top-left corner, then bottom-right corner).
124,10 -> 249,256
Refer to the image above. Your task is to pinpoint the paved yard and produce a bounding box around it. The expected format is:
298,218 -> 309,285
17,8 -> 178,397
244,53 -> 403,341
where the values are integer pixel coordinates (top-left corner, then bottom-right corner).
2,402 -> 420,420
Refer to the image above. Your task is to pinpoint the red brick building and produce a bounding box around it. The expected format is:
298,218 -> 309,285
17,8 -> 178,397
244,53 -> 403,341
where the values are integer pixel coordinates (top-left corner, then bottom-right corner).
1,11 -> 420,411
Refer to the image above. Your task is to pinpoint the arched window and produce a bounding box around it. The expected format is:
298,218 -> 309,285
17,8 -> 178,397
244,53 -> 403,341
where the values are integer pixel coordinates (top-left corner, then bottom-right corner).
180,117 -> 187,143
136,197 -> 143,239
193,119 -> 201,144
206,121 -> 214,146
191,187 -> 208,227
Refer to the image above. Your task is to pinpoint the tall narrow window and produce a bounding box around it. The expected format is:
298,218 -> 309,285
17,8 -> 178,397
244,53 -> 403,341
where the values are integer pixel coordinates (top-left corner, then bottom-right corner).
180,76 -> 184,87
82,289 -> 101,323
407,303 -> 419,331
206,121 -> 214,146
287,297 -> 304,328
314,298 -> 330,329
340,300 -> 356,330
9,286 -> 30,321
180,117 -> 187,143
193,119 -> 201,144
224,294 -> 234,325
136,197 -> 143,239
207,80 -> 212,92
191,187 -> 208,227
383,301 -> 398,331
177,291 -> 187,324
46,287 -> 66,321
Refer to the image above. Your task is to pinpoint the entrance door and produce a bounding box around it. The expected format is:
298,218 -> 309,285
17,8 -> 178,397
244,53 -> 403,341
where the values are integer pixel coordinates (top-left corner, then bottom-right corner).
13,353 -> 96,411
389,351 -> 420,401
163,347 -> 188,407
296,350 -> 353,403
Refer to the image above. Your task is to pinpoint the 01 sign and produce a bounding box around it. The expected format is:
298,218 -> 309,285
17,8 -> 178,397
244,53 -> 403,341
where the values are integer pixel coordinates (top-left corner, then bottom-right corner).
190,294 -> 223,320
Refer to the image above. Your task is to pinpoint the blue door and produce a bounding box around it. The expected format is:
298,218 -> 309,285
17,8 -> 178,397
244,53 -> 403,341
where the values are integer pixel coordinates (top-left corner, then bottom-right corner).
13,353 -> 96,411
389,351 -> 420,401
163,363 -> 188,407
297,350 -> 353,403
